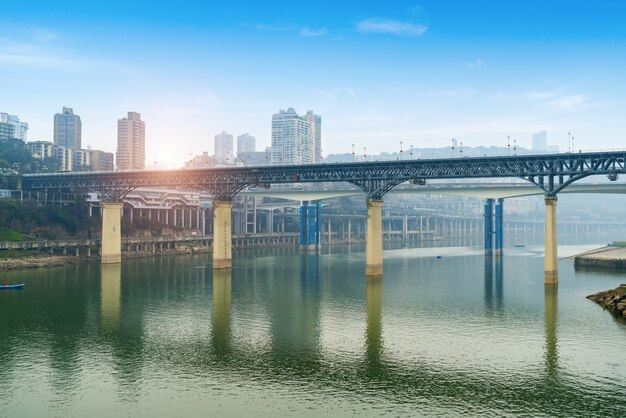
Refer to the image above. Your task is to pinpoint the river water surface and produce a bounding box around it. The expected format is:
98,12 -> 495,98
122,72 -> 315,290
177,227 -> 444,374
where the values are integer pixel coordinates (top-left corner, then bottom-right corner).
1,243 -> 625,417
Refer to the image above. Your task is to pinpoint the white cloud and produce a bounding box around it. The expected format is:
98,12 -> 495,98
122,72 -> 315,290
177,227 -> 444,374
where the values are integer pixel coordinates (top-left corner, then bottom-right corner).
550,94 -> 588,110
299,27 -> 327,37
522,90 -> 590,110
0,33 -> 132,73
254,23 -> 295,32
463,59 -> 484,68
356,18 -> 427,37
438,88 -> 478,98
523,91 -> 561,101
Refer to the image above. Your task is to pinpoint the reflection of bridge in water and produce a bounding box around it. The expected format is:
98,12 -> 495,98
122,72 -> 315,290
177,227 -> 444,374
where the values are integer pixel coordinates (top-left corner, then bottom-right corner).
21,151 -> 626,283
87,255 -> 622,415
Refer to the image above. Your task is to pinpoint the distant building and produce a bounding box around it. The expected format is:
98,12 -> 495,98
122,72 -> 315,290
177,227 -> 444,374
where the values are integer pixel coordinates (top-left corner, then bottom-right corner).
184,152 -> 216,169
532,131 -> 547,151
87,149 -> 114,171
237,133 -> 256,156
54,107 -> 81,150
214,131 -> 234,163
26,140 -> 72,171
56,147 -> 73,171
237,147 -> 271,166
271,108 -> 318,165
116,111 -> 145,170
0,112 -> 28,141
305,110 -> 322,162
26,140 -> 56,159
532,131 -> 559,153
73,149 -> 91,171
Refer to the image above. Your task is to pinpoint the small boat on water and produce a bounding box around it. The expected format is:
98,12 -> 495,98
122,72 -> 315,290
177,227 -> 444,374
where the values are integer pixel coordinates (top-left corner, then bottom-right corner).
0,284 -> 24,290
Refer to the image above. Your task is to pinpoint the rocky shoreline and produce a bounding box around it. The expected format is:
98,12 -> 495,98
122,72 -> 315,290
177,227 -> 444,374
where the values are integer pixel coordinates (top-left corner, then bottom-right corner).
587,284 -> 626,319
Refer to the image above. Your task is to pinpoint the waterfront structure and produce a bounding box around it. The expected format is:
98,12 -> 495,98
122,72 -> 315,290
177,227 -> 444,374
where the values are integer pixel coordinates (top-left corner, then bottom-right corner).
237,133 -> 256,156
271,108 -> 319,165
116,112 -> 145,170
54,107 -> 81,150
0,112 -> 28,141
305,110 -> 322,163
87,149 -> 114,171
215,131 -> 234,163
237,148 -> 271,166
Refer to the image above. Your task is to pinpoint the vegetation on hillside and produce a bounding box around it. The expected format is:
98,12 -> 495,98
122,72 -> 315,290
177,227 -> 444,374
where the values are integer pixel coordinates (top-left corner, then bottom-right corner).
0,138 -> 62,173
0,200 -> 99,241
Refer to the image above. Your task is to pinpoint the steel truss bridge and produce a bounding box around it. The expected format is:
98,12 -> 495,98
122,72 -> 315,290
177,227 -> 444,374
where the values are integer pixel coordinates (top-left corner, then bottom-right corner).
21,151 -> 626,201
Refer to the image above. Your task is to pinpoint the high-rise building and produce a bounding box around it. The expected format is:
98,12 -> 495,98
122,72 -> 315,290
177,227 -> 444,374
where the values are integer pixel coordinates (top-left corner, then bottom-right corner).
0,112 -> 28,141
214,131 -> 234,163
237,133 -> 256,156
87,149 -> 114,171
305,110 -> 322,162
532,131 -> 547,151
116,111 -> 145,170
54,107 -> 81,150
271,108 -> 318,165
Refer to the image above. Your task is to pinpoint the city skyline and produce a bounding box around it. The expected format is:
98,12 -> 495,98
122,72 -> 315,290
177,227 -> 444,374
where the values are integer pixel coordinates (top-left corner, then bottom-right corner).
2,1 -> 626,166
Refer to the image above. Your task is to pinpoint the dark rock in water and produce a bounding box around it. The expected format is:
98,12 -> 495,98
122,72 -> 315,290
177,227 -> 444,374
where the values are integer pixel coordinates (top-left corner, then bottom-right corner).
587,284 -> 626,318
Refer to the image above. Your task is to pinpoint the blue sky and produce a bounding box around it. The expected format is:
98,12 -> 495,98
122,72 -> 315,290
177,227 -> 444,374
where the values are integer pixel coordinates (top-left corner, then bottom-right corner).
1,0 -> 626,165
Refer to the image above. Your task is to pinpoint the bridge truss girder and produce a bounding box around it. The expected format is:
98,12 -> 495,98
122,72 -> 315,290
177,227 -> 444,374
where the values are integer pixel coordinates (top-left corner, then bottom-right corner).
21,151 -> 626,200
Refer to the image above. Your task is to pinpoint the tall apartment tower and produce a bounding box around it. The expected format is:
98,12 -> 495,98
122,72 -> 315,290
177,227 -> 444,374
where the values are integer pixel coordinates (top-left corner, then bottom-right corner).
305,110 -> 322,162
237,133 -> 256,156
54,107 -> 81,150
214,131 -> 234,163
116,111 -> 145,170
271,108 -> 317,165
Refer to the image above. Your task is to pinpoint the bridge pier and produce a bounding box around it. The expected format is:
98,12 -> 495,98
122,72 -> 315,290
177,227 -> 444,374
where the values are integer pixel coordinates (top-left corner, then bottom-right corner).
495,198 -> 504,256
299,201 -> 320,251
366,199 -> 384,276
544,196 -> 558,284
484,198 -> 494,254
213,201 -> 233,269
101,202 -> 123,264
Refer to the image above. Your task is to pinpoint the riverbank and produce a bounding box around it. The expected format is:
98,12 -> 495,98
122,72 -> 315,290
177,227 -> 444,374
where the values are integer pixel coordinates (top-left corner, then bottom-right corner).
0,241 -> 297,271
587,284 -> 626,318
574,245 -> 626,269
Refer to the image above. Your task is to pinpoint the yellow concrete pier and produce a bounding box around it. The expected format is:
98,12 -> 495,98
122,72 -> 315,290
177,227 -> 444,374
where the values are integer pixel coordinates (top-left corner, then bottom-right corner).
544,196 -> 558,284
101,202 -> 123,264
213,201 -> 234,269
366,199 -> 384,276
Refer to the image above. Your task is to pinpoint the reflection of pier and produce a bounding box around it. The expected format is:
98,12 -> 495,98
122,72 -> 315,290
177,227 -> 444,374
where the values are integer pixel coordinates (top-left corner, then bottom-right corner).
544,285 -> 558,377
365,276 -> 383,370
212,269 -> 232,355
101,263 -> 121,329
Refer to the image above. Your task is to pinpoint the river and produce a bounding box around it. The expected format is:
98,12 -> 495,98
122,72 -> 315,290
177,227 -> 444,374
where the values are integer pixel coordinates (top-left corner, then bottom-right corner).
1,241 -> 625,417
